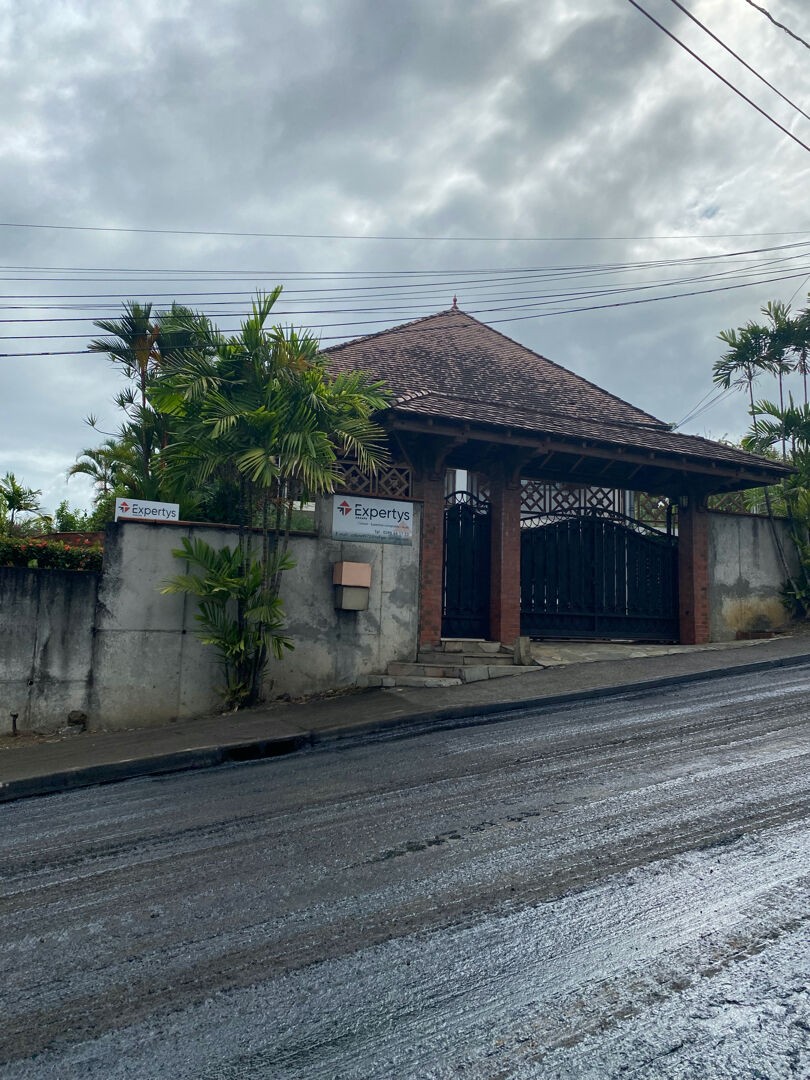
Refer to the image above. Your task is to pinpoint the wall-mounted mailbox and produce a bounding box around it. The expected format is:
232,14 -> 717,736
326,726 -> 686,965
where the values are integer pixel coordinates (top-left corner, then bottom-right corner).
333,561 -> 372,611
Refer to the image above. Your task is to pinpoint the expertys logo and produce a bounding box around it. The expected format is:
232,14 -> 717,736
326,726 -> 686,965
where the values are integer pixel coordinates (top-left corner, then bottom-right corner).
338,500 -> 353,516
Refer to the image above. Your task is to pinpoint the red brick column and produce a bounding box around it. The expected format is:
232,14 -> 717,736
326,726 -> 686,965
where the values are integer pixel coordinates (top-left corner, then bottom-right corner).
489,475 -> 522,645
678,497 -> 710,644
413,473 -> 445,648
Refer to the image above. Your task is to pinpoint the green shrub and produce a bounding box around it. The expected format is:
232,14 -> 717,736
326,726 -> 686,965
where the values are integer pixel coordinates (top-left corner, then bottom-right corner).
0,535 -> 103,571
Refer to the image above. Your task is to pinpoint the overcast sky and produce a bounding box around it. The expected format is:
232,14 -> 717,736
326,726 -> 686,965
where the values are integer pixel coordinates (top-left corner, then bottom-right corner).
2,0 -> 810,513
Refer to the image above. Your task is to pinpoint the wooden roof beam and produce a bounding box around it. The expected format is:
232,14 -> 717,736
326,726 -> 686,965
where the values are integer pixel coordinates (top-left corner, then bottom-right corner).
386,417 -> 785,486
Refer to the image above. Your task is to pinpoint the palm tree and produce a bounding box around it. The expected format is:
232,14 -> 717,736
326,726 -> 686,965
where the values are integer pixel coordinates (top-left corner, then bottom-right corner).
89,302 -> 161,487
67,438 -> 135,503
760,301 -> 797,458
714,322 -> 778,423
791,306 -> 810,407
88,302 -> 210,498
0,473 -> 43,528
157,291 -> 391,707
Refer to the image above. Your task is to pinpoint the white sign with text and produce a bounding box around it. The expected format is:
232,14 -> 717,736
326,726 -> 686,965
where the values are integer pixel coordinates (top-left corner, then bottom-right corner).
114,498 -> 180,523
331,495 -> 413,544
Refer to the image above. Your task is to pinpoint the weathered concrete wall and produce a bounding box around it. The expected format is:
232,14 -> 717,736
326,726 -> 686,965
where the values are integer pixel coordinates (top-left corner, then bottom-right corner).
276,499 -> 421,697
0,567 -> 98,733
708,512 -> 798,641
1,498 -> 420,731
91,505 -> 420,726
90,522 -> 227,729
93,503 -> 425,725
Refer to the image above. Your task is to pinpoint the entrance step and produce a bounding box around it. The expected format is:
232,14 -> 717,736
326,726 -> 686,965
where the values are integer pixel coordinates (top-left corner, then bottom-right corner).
358,640 -> 539,691
359,674 -> 463,689
438,639 -> 508,656
388,661 -> 461,678
417,652 -> 518,667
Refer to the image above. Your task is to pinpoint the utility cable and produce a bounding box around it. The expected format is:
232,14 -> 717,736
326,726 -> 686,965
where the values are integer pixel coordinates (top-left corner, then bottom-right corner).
743,0 -> 810,52
626,0 -> 810,154
3,218 -> 810,243
7,263 -> 810,356
665,0 -> 810,122
3,254 -> 810,327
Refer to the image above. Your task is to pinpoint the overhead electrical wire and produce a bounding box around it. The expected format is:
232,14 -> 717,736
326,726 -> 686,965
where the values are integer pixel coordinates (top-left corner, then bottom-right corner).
0,239 -> 809,289
2,250 -> 810,328
0,240 -> 809,304
674,386 -> 732,429
743,0 -> 810,52
626,0 -> 810,154
664,0 -> 810,122
6,262 -> 810,357
2,218 -> 810,244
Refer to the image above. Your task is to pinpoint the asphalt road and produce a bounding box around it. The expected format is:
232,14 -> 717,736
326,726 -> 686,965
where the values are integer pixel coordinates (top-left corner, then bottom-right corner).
1,665 -> 809,1079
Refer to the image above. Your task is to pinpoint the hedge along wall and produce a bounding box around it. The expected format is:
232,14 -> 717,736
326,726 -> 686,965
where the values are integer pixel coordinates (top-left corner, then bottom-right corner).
0,567 -> 99,731
2,501 -> 420,733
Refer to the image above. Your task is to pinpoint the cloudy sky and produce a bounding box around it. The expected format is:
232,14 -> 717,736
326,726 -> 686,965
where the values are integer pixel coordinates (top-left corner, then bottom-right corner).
2,0 -> 810,512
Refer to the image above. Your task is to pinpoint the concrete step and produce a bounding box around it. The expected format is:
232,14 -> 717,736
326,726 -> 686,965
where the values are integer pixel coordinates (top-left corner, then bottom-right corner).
360,674 -> 463,689
417,650 -> 517,667
439,639 -> 509,656
388,661 -> 458,678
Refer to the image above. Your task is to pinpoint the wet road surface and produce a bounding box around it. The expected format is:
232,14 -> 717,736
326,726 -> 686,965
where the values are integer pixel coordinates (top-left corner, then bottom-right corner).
1,665 -> 809,1078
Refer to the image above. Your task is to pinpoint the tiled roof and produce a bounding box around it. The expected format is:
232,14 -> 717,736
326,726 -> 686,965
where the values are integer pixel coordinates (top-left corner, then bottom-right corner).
324,308 -> 785,477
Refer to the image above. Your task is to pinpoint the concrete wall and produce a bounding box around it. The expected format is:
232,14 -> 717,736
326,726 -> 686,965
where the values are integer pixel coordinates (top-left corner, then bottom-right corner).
1,497 -> 420,732
276,499 -> 421,697
90,521 -> 228,729
0,567 -> 99,733
708,512 -> 798,641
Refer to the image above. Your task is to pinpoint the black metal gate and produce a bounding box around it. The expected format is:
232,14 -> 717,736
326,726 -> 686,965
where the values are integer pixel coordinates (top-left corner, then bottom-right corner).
520,508 -> 678,641
442,492 -> 491,638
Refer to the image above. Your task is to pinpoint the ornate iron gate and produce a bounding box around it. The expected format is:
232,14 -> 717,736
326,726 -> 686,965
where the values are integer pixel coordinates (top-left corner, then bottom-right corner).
442,492 -> 491,638
520,508 -> 678,641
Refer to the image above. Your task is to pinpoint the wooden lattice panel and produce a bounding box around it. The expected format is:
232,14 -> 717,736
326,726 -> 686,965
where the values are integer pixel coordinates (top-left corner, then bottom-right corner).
636,490 -> 780,525
633,492 -> 673,528
707,491 -> 751,514
521,480 -> 624,515
334,459 -> 412,499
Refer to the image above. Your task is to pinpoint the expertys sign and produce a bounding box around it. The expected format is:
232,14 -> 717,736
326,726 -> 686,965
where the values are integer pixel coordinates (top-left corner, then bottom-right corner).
331,495 -> 413,544
114,498 -> 180,523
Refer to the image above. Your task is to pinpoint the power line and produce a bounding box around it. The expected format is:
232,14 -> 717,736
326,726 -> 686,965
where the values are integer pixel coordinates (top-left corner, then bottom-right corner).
3,253 -> 810,327
3,217 -> 810,243
626,0 -> 810,154
743,0 -> 810,52
674,386 -> 731,428
7,262 -> 810,357
1,240 -> 809,301
665,0 -> 810,122
1,238 -> 810,279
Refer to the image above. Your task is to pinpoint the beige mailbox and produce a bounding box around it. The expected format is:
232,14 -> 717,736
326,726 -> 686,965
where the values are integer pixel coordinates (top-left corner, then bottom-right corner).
333,561 -> 372,611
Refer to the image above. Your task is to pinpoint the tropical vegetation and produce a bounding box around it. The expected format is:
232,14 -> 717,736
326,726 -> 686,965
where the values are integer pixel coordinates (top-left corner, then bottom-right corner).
4,289 -> 389,704
713,298 -> 810,614
156,290 -> 390,707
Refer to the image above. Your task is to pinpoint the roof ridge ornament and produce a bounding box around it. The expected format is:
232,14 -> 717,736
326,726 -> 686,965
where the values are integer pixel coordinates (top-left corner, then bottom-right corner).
451,295 -> 458,309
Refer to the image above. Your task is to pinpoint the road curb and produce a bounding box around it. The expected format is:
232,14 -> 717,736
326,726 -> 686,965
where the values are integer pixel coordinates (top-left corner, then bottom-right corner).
308,650 -> 810,748
0,733 -> 309,805
2,650 -> 809,804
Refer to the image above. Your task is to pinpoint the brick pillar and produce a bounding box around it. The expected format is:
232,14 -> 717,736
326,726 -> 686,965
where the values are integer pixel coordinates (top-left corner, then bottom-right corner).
678,497 -> 710,644
489,475 -> 522,645
413,473 -> 445,648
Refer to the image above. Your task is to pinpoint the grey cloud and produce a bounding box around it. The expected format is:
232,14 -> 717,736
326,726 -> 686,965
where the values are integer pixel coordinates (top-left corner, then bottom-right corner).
1,0 -> 809,511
